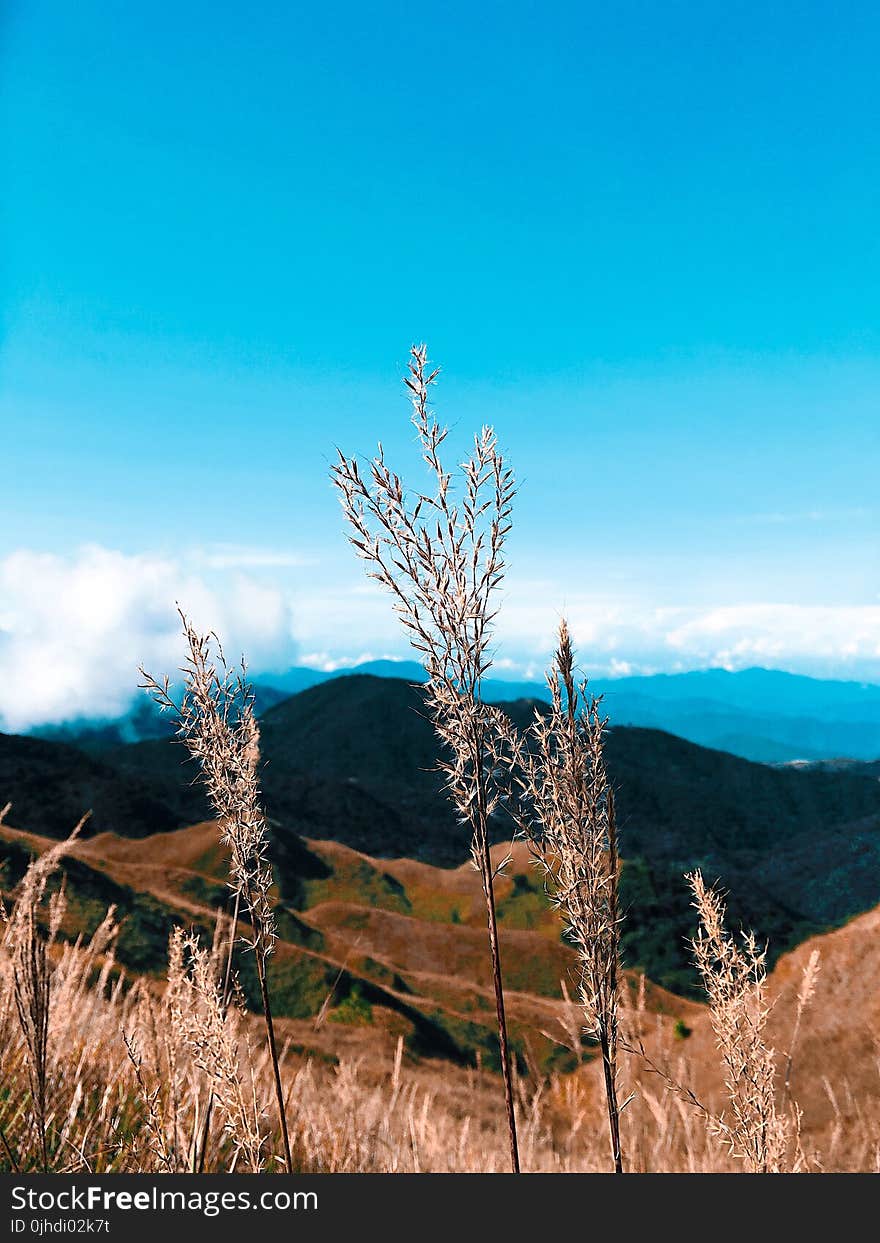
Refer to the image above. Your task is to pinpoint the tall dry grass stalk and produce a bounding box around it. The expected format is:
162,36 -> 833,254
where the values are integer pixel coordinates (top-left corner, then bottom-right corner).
1,819 -> 135,1172
621,876 -> 826,1173
331,345 -> 521,1170
5,816 -> 89,1171
141,615 -> 291,1171
12,897 -> 51,1170
514,621 -> 624,1171
687,870 -> 790,1172
171,932 -> 266,1172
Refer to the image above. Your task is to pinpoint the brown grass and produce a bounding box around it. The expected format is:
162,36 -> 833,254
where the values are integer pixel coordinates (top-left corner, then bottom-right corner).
1,810 -> 879,1171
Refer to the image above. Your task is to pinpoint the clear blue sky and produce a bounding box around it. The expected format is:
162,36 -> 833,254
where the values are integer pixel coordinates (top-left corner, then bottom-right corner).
1,1 -> 879,724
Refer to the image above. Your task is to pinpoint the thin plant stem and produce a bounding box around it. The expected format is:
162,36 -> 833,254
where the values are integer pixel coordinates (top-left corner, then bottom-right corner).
472,729 -> 519,1172
602,788 -> 623,1173
480,843 -> 520,1173
0,1121 -> 20,1173
256,950 -> 292,1172
197,890 -> 241,1173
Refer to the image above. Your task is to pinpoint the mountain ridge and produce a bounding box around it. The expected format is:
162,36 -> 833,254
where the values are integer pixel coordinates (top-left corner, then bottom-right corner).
26,662 -> 880,763
6,672 -> 880,993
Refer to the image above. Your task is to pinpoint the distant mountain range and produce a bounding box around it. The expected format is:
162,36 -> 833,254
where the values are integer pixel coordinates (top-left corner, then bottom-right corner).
29,661 -> 880,764
7,672 -> 880,994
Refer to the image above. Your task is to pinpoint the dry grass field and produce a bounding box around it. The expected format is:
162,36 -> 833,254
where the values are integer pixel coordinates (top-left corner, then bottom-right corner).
1,812 -> 877,1173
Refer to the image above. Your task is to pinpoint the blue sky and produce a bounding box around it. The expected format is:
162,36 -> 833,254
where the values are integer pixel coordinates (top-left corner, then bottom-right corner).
1,2 -> 879,726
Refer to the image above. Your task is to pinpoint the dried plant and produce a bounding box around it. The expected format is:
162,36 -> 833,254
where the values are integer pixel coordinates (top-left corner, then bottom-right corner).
621,880 -> 827,1173
5,817 -> 88,1171
122,1026 -> 178,1174
122,926 -> 205,1173
784,947 -> 820,1108
141,616 -> 274,956
140,615 -> 291,1170
687,870 -> 788,1172
171,934 -> 265,1172
511,621 -> 624,1171
331,345 -> 521,1170
13,897 -> 51,1170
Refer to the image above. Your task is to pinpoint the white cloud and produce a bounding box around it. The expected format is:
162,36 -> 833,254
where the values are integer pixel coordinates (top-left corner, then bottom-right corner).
444,583 -> 880,681
1,544 -> 878,732
662,603 -> 880,674
0,545 -> 297,731
268,574 -> 880,684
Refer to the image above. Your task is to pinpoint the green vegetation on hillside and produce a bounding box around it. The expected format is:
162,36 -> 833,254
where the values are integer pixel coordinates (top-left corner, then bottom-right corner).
4,673 -> 880,995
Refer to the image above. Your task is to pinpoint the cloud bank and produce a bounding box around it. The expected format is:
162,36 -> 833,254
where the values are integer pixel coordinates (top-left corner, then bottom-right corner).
493,593 -> 880,683
0,545 -> 296,732
0,544 -> 878,731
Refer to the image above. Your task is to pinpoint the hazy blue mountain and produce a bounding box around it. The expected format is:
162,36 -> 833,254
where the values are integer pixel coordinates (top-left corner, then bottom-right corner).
254,667 -> 338,696
578,691 -> 880,764
593,667 -> 880,717
24,662 -> 880,764
258,662 -> 880,763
